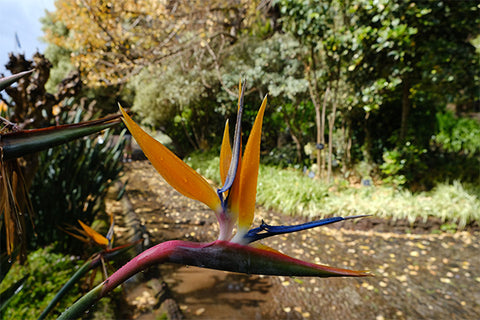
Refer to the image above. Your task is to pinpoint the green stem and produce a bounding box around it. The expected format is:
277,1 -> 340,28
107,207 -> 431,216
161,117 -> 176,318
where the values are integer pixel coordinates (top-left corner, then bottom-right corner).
57,240 -> 177,319
56,283 -> 104,320
48,242 -> 139,320
38,258 -> 99,320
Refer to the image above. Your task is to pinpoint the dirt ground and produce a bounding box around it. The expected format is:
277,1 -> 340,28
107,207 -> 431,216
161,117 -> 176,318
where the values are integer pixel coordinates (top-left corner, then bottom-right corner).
105,161 -> 480,320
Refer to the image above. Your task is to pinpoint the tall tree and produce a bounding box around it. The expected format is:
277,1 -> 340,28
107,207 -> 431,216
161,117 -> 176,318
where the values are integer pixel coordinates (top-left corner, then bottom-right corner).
275,0 -> 357,180
44,0 -> 260,86
350,0 -> 480,146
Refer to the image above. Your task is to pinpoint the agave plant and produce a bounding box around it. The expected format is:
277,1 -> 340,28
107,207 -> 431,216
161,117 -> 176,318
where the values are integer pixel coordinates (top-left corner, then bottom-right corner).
59,81 -> 369,319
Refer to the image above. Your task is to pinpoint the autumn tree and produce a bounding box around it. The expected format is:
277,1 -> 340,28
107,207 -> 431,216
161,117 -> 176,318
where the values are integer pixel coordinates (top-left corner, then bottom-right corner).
44,0 -> 261,86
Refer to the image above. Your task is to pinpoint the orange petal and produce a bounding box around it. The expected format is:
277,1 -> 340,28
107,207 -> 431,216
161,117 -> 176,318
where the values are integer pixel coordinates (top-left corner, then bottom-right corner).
62,227 -> 89,243
119,105 -> 221,212
219,120 -> 231,186
78,220 -> 108,247
237,95 -> 267,231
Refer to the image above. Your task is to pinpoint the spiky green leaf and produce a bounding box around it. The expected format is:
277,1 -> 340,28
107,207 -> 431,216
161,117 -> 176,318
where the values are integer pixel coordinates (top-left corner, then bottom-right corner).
0,70 -> 34,91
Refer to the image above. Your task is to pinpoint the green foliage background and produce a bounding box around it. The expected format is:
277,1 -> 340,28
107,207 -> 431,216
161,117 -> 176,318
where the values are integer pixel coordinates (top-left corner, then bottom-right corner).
41,0 -> 480,190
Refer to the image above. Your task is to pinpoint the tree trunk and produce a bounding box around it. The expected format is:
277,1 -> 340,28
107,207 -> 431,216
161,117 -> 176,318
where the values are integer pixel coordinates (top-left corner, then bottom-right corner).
340,121 -> 352,177
346,128 -> 352,175
306,46 -> 330,180
400,77 -> 410,143
308,80 -> 329,180
327,95 -> 337,183
282,113 -> 303,163
363,113 -> 373,164
320,87 -> 329,179
309,84 -> 322,176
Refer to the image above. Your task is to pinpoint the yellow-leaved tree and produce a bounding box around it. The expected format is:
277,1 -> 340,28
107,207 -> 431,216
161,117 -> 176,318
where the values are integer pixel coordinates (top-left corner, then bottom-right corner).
44,0 -> 261,86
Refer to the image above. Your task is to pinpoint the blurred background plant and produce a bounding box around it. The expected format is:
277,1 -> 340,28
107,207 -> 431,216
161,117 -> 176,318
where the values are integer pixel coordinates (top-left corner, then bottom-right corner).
0,245 -> 83,319
0,244 -> 125,319
0,52 -> 81,259
33,0 -> 480,231
0,53 -> 124,257
28,110 -> 125,252
38,0 -> 478,190
0,54 -> 125,317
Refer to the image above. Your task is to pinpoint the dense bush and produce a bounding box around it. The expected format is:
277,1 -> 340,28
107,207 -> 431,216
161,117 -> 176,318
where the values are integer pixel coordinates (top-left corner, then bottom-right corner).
380,142 -> 428,188
378,112 -> 480,189
434,111 -> 480,156
425,111 -> 480,185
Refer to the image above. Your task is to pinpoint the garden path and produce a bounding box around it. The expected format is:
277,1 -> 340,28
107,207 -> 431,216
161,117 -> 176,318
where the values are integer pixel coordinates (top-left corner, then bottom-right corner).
107,161 -> 480,320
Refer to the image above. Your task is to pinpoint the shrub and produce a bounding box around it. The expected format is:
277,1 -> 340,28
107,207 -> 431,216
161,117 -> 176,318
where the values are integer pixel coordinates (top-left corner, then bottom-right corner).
434,111 -> 480,156
427,111 -> 480,184
379,142 -> 428,188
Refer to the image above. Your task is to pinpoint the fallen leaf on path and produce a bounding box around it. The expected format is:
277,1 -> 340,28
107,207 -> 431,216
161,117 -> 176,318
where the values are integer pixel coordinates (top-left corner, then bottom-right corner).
195,308 -> 205,316
440,278 -> 451,284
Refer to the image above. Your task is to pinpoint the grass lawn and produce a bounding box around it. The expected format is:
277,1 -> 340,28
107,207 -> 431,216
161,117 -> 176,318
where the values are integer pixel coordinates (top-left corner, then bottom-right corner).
187,152 -> 480,229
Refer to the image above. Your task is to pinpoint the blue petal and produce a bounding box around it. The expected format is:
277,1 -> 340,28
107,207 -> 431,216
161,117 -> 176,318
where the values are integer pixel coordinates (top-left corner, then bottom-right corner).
244,215 -> 369,243
217,80 -> 246,196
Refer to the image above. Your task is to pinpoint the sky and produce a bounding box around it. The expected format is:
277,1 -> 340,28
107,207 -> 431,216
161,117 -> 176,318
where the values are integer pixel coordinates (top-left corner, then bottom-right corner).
0,0 -> 56,74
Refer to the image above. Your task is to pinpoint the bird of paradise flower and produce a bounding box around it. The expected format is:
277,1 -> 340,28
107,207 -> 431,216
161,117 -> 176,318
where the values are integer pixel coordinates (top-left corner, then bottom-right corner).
59,81 -> 369,319
39,216 -> 141,320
